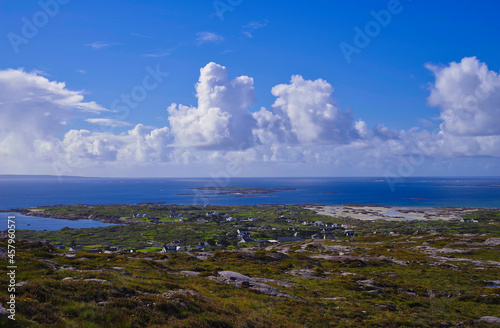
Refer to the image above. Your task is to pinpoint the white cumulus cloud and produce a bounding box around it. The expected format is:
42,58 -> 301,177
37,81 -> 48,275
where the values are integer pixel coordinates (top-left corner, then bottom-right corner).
427,56 -> 500,136
255,75 -> 358,145
0,68 -> 107,160
2,58 -> 500,177
168,62 -> 256,149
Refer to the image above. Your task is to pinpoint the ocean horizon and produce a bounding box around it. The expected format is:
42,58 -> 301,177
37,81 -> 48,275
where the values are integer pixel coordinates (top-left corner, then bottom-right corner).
1,175 -> 499,211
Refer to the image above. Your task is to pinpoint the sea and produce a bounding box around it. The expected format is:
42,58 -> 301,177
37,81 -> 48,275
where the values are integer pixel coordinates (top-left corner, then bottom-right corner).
1,176 -> 499,230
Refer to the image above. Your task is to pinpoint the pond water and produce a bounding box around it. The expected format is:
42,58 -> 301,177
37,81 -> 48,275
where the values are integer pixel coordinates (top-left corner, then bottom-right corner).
0,212 -> 116,231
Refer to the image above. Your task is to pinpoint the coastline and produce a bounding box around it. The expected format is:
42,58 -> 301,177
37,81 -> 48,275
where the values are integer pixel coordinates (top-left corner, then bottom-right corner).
2,203 -> 498,226
0,208 -> 124,224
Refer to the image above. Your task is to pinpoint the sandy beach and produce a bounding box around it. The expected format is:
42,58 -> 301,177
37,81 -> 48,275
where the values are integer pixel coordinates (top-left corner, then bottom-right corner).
306,205 -> 479,221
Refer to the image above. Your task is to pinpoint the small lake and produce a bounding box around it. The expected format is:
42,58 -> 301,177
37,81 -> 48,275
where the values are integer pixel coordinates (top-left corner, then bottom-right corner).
0,212 -> 116,231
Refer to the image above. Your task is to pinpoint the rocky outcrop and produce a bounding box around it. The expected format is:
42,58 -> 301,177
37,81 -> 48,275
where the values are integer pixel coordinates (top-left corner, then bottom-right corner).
484,238 -> 500,246
479,316 -> 500,324
164,289 -> 213,303
62,277 -> 107,283
210,271 -> 298,299
265,251 -> 290,260
0,303 -> 8,316
39,259 -> 59,269
179,270 -> 201,277
287,269 -> 328,280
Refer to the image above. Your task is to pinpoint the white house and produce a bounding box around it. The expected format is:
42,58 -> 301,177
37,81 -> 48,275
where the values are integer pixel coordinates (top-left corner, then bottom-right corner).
345,230 -> 356,237
161,245 -> 177,253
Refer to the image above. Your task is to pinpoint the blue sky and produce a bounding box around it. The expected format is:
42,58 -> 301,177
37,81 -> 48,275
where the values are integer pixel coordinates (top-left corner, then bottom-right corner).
1,0 -> 500,177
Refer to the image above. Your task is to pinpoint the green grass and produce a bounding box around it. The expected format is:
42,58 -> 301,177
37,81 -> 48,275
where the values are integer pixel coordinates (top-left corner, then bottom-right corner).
2,205 -> 500,327
1,233 -> 499,327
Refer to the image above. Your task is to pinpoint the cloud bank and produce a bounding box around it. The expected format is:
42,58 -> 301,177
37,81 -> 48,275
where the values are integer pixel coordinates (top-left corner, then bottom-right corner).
1,57 -> 499,176
0,68 -> 107,161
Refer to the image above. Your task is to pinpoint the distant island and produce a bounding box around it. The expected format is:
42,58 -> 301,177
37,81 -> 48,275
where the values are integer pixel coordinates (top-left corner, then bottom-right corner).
185,186 -> 297,195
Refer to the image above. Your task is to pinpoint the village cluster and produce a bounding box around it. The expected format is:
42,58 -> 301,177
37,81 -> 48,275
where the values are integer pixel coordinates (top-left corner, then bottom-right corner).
52,209 -> 364,254
154,210 -> 361,253
14,203 -> 489,256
